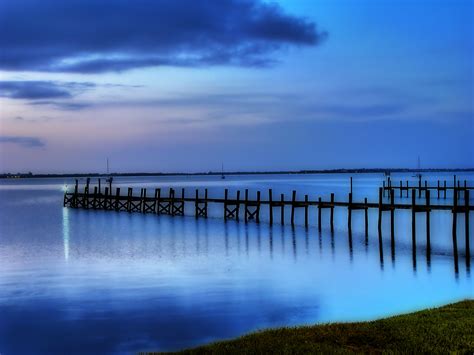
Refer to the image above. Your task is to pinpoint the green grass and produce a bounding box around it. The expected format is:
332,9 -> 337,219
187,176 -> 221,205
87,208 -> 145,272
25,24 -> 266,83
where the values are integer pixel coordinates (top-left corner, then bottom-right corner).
158,300 -> 474,354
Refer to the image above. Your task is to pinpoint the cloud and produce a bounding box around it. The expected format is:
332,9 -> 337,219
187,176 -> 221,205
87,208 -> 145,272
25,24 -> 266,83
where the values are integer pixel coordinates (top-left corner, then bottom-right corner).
0,81 -> 94,100
309,103 -> 407,118
105,92 -> 408,120
0,135 -> 45,148
28,100 -> 93,111
0,0 -> 327,73
10,115 -> 52,123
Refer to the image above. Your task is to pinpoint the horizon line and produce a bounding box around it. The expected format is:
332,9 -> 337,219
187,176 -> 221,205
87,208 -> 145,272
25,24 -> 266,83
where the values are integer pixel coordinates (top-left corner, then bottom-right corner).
1,167 -> 474,178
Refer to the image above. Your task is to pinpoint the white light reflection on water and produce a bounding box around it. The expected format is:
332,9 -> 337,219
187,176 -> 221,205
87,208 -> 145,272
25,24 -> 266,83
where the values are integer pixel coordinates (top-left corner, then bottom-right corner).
62,207 -> 70,261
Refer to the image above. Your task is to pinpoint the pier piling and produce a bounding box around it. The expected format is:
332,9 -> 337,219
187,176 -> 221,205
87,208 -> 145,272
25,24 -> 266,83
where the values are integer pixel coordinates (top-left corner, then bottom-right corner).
465,190 -> 470,267
411,189 -> 416,253
378,188 -> 383,234
330,193 -> 335,231
304,194 -> 309,228
291,190 -> 296,226
318,197 -> 322,231
390,189 -> 395,248
269,189 -> 273,225
426,190 -> 431,253
364,197 -> 369,238
453,186 -> 459,273
348,192 -> 352,231
280,193 -> 285,225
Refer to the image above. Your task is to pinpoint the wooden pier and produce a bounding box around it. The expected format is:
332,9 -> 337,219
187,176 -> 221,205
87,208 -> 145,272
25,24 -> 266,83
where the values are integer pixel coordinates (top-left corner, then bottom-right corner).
382,175 -> 472,199
64,179 -> 472,269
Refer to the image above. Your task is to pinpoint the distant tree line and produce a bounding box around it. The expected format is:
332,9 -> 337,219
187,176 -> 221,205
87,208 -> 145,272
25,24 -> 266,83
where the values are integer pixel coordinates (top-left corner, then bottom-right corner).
1,168 -> 473,179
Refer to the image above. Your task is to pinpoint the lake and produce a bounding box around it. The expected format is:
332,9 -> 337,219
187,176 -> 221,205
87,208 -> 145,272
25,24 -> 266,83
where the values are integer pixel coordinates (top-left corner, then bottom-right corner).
0,172 -> 472,354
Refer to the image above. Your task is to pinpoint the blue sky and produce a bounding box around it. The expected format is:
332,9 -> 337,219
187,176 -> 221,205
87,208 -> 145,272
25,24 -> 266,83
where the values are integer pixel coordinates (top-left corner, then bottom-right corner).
0,0 -> 472,173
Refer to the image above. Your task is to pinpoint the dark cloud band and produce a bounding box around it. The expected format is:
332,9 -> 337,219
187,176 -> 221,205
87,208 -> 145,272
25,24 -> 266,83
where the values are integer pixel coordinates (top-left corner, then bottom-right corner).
0,81 -> 94,99
0,0 -> 326,73
0,136 -> 45,148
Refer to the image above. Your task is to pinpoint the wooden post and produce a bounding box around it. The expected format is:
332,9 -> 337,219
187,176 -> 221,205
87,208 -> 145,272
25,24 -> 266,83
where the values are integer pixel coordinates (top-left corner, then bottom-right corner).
424,180 -> 427,198
411,189 -> 416,253
437,180 -> 440,199
107,187 -> 112,210
104,187 -> 109,210
418,176 -> 422,198
115,187 -> 120,211
98,178 -> 101,195
388,177 -> 391,198
73,180 -> 79,208
280,193 -> 285,225
348,192 -> 352,231
224,189 -> 228,221
63,185 -> 68,207
244,189 -> 249,223
452,186 -> 459,270
195,189 -> 199,218
127,188 -> 132,212
378,187 -> 383,234
453,186 -> 458,238
444,180 -> 447,199
92,186 -> 98,209
86,177 -> 90,191
304,194 -> 309,228
378,203 -> 384,267
350,176 -> 353,195
153,188 -> 159,213
142,188 -> 147,213
291,190 -> 296,226
156,188 -> 161,215
204,189 -> 208,218
84,183 -> 90,209
169,188 -> 174,215
109,178 -> 112,193
330,193 -> 335,231
364,197 -> 368,238
406,180 -> 409,198
256,191 -> 261,223
236,190 -> 241,221
399,180 -> 402,198
382,181 -> 386,197
465,190 -> 470,265
457,181 -> 461,199
269,189 -> 273,225
318,197 -> 322,232
390,189 -> 395,243
426,189 -> 431,252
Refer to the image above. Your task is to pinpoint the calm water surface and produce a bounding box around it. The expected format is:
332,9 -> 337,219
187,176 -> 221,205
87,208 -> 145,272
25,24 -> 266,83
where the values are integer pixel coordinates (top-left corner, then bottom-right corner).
0,173 -> 472,354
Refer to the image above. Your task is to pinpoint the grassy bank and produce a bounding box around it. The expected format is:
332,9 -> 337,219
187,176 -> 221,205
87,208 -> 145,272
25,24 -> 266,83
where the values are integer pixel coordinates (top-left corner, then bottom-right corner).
166,300 -> 473,354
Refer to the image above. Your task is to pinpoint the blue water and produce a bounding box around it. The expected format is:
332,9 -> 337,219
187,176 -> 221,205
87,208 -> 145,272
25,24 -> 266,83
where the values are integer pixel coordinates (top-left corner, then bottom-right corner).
0,173 -> 472,354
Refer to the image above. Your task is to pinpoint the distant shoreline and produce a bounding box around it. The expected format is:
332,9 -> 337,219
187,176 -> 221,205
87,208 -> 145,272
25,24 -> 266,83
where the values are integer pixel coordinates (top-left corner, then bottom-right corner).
1,168 -> 473,179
